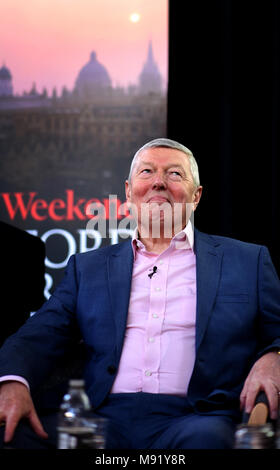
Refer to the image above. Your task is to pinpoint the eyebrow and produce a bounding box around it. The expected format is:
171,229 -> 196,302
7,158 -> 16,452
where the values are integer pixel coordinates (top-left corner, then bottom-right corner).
136,162 -> 187,178
137,161 -> 186,171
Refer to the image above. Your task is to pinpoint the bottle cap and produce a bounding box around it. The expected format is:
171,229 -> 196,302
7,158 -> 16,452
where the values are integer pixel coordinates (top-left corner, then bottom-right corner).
69,379 -> 85,388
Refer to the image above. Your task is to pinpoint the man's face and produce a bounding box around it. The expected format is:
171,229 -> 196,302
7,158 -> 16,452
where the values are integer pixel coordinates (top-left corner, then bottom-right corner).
125,146 -> 202,236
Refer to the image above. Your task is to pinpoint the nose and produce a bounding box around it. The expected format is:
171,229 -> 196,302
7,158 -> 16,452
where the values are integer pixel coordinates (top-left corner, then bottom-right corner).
152,171 -> 167,190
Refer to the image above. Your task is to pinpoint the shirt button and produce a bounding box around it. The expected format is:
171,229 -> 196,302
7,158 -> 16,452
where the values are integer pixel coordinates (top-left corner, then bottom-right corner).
145,370 -> 152,377
155,287 -> 161,292
152,314 -> 158,318
148,337 -> 155,343
159,260 -> 164,265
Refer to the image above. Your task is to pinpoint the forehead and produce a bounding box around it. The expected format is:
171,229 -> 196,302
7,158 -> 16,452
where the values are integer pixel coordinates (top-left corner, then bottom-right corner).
136,146 -> 190,168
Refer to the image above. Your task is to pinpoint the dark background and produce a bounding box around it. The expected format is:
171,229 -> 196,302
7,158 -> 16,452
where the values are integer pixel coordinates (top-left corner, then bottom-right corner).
168,0 -> 280,275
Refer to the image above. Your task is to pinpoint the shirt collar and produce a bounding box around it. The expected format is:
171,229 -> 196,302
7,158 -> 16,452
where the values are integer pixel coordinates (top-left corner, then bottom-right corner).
131,221 -> 194,259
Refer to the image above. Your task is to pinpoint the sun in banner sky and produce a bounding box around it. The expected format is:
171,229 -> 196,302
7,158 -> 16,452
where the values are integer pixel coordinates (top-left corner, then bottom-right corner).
129,12 -> 141,23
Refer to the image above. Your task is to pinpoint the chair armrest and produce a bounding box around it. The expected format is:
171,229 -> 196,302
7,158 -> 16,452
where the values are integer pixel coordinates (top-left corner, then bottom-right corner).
242,391 -> 270,425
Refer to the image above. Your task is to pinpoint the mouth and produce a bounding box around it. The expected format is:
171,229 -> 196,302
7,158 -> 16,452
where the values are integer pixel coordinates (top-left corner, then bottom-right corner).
147,196 -> 170,204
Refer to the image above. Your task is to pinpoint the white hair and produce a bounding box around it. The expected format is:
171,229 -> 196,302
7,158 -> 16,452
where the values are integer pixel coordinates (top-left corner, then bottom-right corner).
127,138 -> 200,187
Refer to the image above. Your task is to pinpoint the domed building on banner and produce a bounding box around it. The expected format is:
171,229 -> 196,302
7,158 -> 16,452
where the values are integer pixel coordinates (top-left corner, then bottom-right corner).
74,51 -> 112,100
0,64 -> 13,96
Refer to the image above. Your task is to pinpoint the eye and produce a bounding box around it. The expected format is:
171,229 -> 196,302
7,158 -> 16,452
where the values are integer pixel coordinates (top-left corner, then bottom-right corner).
140,168 -> 152,175
169,170 -> 182,179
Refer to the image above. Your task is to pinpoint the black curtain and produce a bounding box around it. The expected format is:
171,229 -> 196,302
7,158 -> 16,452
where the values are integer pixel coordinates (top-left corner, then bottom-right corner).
168,0 -> 280,275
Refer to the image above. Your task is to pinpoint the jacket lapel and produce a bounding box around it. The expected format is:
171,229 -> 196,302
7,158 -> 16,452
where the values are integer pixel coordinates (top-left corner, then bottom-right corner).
194,230 -> 223,352
107,241 -> 134,358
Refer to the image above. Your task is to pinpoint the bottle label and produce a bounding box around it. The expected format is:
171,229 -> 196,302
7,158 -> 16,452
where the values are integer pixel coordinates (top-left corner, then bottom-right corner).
58,432 -> 78,449
57,426 -> 103,449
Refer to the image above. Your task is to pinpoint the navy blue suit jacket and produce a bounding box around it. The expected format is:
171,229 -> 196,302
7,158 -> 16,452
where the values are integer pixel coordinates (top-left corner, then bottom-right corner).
0,229 -> 280,417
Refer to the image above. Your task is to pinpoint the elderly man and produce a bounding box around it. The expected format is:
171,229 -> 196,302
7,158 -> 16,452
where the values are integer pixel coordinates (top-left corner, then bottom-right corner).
0,138 -> 280,449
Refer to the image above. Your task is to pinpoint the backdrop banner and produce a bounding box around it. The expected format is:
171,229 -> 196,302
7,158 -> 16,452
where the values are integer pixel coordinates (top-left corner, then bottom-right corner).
0,1 -> 168,298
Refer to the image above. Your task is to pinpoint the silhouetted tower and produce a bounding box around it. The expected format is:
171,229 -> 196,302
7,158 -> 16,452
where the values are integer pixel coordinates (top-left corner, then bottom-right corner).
138,41 -> 162,94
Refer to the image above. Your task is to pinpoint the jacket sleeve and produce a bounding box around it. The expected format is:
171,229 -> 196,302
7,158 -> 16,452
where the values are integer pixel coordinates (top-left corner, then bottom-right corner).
256,246 -> 280,356
0,255 -> 81,392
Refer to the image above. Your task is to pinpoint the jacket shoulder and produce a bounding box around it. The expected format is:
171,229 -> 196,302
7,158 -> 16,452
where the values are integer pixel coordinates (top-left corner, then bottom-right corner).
195,229 -> 265,253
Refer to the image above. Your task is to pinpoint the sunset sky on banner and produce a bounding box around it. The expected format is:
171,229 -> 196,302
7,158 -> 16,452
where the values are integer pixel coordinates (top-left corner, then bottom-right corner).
0,0 -> 168,95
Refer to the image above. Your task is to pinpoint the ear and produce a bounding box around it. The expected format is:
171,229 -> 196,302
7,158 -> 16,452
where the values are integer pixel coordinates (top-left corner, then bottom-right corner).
193,186 -> 203,211
125,180 -> 131,202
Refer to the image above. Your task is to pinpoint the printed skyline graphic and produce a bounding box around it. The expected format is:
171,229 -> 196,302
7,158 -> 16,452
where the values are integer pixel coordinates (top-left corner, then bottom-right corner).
0,0 -> 168,95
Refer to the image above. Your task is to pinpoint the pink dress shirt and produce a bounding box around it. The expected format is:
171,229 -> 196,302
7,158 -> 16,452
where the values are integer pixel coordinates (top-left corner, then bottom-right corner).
0,224 -> 197,397
111,222 -> 197,396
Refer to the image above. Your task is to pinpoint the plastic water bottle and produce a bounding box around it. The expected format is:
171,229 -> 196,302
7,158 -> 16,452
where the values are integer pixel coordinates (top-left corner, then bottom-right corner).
57,379 -> 92,449
234,423 -> 275,449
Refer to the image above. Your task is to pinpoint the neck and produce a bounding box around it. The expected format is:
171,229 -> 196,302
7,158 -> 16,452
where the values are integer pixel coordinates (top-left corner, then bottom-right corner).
139,235 -> 172,254
138,223 -> 181,254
